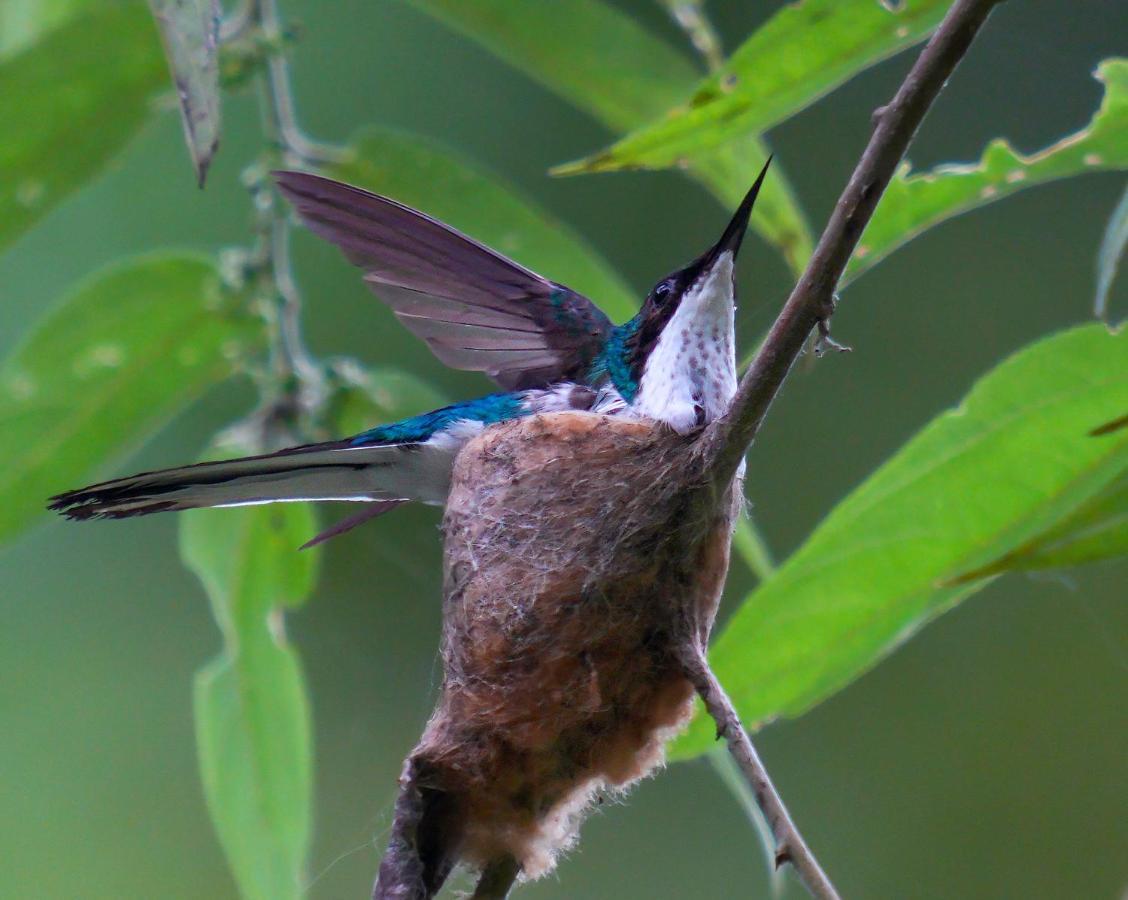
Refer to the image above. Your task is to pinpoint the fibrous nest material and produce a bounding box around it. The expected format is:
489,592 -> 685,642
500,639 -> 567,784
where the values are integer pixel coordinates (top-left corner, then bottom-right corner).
375,411 -> 739,899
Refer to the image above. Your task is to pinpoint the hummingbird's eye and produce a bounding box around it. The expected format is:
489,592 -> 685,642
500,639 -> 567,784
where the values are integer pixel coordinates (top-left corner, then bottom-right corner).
652,281 -> 673,306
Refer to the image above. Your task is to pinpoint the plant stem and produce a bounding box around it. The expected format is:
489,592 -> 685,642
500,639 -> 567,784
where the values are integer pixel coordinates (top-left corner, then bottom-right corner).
220,0 -> 253,42
267,208 -> 321,391
687,3 -> 1005,898
256,0 -> 347,167
732,512 -> 775,583
471,856 -> 520,899
708,748 -> 786,897
659,0 -> 725,71
702,0 -> 1005,488
680,646 -> 841,900
245,0 -> 334,425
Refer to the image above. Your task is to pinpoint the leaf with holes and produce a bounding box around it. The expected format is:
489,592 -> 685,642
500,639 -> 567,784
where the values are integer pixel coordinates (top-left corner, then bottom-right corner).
846,59 -> 1128,285
555,0 -> 950,176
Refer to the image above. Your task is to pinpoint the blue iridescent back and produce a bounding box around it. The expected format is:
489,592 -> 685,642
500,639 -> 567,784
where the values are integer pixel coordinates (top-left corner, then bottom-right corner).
351,393 -> 529,445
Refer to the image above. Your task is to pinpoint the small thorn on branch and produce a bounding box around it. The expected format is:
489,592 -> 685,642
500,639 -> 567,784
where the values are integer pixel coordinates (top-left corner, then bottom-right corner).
814,320 -> 852,358
813,293 -> 852,357
678,645 -> 843,900
700,0 -> 1004,492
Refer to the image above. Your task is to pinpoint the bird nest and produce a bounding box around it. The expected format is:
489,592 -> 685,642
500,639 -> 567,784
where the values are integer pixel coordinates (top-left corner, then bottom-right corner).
377,411 -> 740,895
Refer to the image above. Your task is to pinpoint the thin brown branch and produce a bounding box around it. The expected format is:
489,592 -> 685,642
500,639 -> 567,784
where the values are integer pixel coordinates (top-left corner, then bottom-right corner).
684,3 -> 1005,898
680,645 -> 841,900
470,856 -> 520,899
703,0 -> 1005,488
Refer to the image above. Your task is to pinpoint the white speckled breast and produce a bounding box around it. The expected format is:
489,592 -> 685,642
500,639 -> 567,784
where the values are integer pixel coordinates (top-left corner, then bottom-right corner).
633,251 -> 737,433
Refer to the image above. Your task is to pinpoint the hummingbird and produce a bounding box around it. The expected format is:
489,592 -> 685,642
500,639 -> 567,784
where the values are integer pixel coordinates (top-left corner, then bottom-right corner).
49,160 -> 771,542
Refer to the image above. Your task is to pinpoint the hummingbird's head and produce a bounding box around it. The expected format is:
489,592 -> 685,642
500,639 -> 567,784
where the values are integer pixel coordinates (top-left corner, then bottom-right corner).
602,158 -> 771,433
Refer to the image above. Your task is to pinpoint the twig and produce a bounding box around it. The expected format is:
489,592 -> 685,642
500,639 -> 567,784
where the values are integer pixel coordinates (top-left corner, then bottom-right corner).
686,3 -> 1005,898
702,0 -> 1005,488
256,0 -> 348,166
246,0 -> 330,422
470,856 -> 520,899
660,0 -> 725,71
679,646 -> 841,900
220,0 -> 254,41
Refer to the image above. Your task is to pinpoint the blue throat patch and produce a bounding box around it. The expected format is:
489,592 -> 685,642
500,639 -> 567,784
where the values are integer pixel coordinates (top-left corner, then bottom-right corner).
591,318 -> 640,402
350,392 -> 528,446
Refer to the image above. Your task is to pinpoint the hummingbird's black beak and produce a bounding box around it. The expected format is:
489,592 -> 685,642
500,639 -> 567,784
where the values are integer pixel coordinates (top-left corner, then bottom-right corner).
707,155 -> 772,264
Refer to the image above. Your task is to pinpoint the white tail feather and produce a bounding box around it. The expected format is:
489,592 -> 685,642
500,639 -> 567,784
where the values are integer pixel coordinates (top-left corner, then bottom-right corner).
49,440 -> 456,520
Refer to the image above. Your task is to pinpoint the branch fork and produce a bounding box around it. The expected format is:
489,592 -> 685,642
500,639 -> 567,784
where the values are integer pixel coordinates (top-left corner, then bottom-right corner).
680,3 -> 1005,898
676,643 -> 841,900
416,5 -> 1003,899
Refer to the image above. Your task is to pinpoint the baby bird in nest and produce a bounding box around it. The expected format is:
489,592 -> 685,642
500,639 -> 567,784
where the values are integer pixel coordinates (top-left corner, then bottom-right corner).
51,159 -> 772,898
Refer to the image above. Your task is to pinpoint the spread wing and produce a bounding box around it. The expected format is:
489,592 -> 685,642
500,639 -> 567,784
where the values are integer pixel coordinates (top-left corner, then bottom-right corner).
275,171 -> 614,390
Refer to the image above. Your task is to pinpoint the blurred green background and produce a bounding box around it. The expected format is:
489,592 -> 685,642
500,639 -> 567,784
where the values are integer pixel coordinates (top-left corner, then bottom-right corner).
1,1 -> 1126,898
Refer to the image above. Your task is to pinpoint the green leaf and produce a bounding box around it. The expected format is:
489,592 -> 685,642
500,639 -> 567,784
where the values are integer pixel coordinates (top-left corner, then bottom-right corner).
0,254 -> 259,544
1096,181 -> 1128,321
326,359 -> 446,438
555,0 -> 949,175
946,469 -> 1128,582
405,0 -> 812,274
183,452 -> 319,900
328,127 -> 639,322
408,0 -> 694,133
656,0 -> 725,72
674,323 -> 1128,758
0,0 -> 89,58
148,0 -> 221,186
847,59 -> 1128,284
0,1 -> 166,253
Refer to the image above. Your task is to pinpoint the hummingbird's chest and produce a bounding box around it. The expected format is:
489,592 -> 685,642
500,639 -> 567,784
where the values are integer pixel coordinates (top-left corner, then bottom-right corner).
630,253 -> 738,433
633,319 -> 736,432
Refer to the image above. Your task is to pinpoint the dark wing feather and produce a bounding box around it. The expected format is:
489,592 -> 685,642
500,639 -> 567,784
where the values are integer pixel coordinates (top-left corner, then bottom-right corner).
274,170 -> 613,390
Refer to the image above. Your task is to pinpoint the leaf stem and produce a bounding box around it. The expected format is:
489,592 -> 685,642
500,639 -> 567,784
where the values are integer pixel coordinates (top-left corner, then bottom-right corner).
255,0 -> 348,167
1094,181 -> 1128,321
659,0 -> 725,71
268,208 -> 322,391
686,3 -> 1005,898
708,747 -> 785,897
220,0 -> 254,42
701,0 -> 1005,489
680,645 -> 841,900
245,0 -> 334,428
732,512 -> 775,582
470,856 -> 521,899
